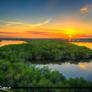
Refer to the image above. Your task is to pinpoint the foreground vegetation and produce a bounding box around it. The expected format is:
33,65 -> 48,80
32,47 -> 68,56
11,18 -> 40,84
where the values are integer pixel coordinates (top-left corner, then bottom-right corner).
0,60 -> 92,92
0,40 -> 92,62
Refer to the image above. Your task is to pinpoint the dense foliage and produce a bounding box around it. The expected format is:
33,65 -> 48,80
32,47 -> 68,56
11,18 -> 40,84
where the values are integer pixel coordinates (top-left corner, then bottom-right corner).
0,60 -> 92,92
0,40 -> 92,92
0,40 -> 92,62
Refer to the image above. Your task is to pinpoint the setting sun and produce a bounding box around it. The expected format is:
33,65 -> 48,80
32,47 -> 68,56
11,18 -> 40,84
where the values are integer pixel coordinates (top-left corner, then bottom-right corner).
68,34 -> 72,38
0,0 -> 92,39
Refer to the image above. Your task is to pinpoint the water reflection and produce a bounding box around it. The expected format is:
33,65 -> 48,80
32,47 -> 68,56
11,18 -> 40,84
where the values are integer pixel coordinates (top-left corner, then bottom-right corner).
35,60 -> 92,81
72,42 -> 92,49
0,40 -> 26,47
78,63 -> 86,70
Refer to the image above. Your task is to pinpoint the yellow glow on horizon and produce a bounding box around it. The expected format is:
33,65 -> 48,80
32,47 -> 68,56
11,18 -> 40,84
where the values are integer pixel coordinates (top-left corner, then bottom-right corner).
61,28 -> 79,38
63,28 -> 77,35
68,35 -> 72,38
0,17 -> 92,39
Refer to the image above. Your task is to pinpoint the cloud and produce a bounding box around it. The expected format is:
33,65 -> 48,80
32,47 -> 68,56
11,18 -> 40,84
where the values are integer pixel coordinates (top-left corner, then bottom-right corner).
81,6 -> 88,12
6,21 -> 24,26
0,32 -> 17,34
27,31 -> 49,35
30,19 -> 51,27
0,18 -> 51,28
74,34 -> 92,38
80,4 -> 92,17
0,35 -> 14,38
26,29 -> 68,38
80,6 -> 88,16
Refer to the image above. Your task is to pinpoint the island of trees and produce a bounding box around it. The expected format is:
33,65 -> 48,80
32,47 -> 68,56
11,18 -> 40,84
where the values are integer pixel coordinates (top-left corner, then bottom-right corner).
0,40 -> 92,62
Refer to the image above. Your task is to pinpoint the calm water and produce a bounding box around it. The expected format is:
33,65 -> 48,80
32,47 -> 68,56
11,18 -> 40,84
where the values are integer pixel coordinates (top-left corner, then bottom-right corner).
0,40 -> 92,81
35,61 -> 92,81
72,42 -> 92,49
0,40 -> 26,47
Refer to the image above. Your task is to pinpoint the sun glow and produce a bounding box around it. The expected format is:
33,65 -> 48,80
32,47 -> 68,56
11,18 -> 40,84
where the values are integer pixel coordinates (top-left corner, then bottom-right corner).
63,28 -> 76,39
68,34 -> 72,38
0,19 -> 92,39
66,29 -> 76,35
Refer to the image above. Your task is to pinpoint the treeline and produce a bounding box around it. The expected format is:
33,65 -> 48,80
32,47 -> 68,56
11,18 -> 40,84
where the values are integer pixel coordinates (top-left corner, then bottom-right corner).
0,40 -> 92,62
0,60 -> 92,92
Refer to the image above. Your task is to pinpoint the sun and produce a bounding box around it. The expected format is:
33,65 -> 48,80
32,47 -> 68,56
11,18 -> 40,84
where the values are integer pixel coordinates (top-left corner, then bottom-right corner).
68,34 -> 72,41
65,28 -> 77,39
68,34 -> 72,38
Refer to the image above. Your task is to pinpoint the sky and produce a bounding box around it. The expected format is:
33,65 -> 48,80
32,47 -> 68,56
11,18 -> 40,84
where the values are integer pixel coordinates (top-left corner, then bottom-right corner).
0,0 -> 92,39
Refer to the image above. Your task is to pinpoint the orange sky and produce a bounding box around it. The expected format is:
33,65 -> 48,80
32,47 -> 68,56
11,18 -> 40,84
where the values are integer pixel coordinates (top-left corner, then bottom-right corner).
0,4 -> 92,39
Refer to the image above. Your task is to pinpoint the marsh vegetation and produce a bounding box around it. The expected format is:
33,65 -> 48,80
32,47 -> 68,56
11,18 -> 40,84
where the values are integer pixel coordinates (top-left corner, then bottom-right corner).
0,40 -> 92,92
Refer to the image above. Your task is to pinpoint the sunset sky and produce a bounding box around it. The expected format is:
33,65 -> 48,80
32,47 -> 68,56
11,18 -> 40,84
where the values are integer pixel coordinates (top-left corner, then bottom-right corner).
0,0 -> 92,39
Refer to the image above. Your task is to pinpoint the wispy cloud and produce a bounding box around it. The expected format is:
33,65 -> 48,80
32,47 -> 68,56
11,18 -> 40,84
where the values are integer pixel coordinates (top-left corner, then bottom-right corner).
0,32 -> 17,34
27,31 -> 49,35
81,6 -> 88,13
80,4 -> 92,17
30,19 -> 51,27
6,21 -> 24,26
80,5 -> 88,16
74,34 -> 92,38
0,18 -> 51,28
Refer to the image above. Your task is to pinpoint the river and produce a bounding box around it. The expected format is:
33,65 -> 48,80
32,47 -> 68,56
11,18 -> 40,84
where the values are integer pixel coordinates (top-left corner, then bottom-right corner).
0,40 -> 92,81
